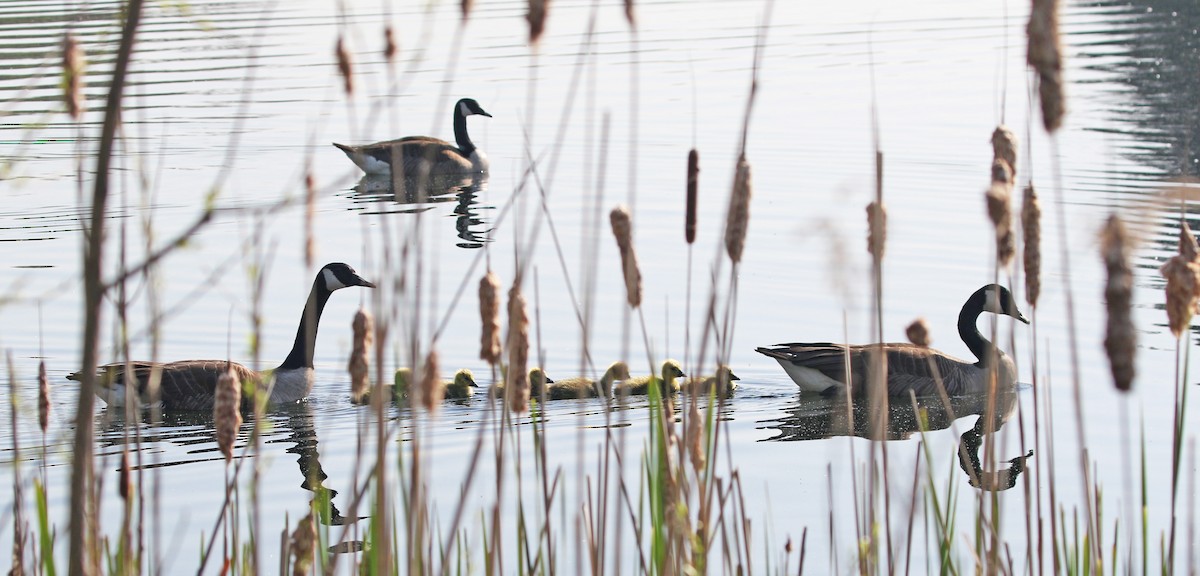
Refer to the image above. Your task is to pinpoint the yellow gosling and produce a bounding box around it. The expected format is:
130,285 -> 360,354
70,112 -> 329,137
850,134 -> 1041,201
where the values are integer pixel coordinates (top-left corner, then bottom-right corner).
680,365 -> 740,398
615,360 -> 685,397
389,367 -> 477,401
490,368 -> 552,400
547,361 -> 631,399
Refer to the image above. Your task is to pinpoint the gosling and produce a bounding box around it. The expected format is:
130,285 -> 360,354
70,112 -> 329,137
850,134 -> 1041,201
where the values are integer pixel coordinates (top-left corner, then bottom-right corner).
680,365 -> 740,398
489,368 -> 553,400
614,360 -> 685,397
538,361 -> 632,400
391,367 -> 478,401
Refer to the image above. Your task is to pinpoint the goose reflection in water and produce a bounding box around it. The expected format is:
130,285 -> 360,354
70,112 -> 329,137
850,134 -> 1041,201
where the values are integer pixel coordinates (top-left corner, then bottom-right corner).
341,172 -> 493,249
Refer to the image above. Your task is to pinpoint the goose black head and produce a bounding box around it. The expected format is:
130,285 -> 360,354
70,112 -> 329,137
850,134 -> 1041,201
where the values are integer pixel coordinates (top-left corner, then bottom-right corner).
978,284 -> 1029,324
320,263 -> 376,291
457,98 -> 492,118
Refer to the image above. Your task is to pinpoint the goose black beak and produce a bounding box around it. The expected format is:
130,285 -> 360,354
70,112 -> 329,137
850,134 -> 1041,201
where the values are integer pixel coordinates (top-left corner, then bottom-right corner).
545,376 -> 555,383
356,277 -> 377,289
479,110 -> 493,118
1015,311 -> 1030,324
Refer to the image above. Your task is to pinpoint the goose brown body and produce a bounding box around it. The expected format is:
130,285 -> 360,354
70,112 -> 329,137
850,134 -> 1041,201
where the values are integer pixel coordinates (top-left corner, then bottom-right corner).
333,98 -> 491,177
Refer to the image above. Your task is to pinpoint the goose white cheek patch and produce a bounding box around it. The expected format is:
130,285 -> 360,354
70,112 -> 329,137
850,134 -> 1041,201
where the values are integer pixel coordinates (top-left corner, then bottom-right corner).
323,268 -> 347,290
983,289 -> 1002,313
460,101 -> 472,116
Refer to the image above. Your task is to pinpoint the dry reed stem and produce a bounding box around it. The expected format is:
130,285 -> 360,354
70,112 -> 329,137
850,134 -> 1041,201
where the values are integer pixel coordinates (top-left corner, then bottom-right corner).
62,33 -> 85,120
506,282 -> 530,412
384,27 -> 397,63
349,307 -> 373,404
1101,214 -> 1135,391
685,400 -> 705,473
304,171 -> 316,268
335,36 -> 354,96
479,272 -> 502,364
37,360 -> 49,433
725,156 -> 753,264
986,180 -> 1015,267
213,365 -> 242,462
419,350 -> 442,412
991,126 -> 1018,179
686,149 -> 699,245
866,201 -> 887,260
905,318 -> 931,348
290,511 -> 316,576
610,205 -> 643,308
1027,0 -> 1065,132
1160,219 -> 1200,338
527,0 -> 549,44
1022,184 -> 1042,307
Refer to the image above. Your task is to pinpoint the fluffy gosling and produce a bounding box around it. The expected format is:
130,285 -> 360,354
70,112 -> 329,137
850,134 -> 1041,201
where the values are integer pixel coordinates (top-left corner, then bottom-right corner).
680,365 -> 740,398
539,361 -> 632,400
614,360 -> 685,397
391,368 -> 478,401
489,368 -> 552,400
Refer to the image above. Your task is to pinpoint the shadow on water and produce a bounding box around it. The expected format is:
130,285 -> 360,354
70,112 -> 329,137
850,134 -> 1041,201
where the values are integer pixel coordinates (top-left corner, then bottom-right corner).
338,172 -> 493,249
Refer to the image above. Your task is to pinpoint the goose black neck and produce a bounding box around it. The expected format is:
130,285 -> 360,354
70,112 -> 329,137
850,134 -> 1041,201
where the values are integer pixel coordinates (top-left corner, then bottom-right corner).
279,276 -> 333,371
453,107 -> 476,155
957,295 -> 996,367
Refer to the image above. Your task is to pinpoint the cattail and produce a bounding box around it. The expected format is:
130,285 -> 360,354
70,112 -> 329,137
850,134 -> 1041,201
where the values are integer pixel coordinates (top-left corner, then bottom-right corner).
685,399 -> 705,473
624,0 -> 636,28
290,511 -> 316,576
461,0 -> 475,20
991,158 -> 1013,189
479,272 -> 503,364
991,126 -> 1018,180
348,307 -> 373,404
725,156 -> 753,264
1027,0 -> 1065,132
686,149 -> 699,244
384,27 -> 398,63
1022,184 -> 1042,307
1160,219 -> 1200,338
610,205 -> 643,308
419,350 -> 442,412
118,449 -> 132,501
37,360 -> 49,433
986,182 -> 1015,266
506,282 -> 530,413
335,36 -> 354,96
304,171 -> 316,269
213,365 -> 242,462
866,201 -> 887,261
905,318 -> 931,348
1101,214 -> 1135,391
62,33 -> 85,120
527,0 -> 549,44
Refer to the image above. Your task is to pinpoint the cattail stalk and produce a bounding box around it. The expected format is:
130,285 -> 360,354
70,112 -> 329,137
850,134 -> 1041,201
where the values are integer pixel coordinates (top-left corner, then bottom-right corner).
62,33 -> 85,120
610,205 -> 643,308
419,350 -> 442,412
527,0 -> 549,44
335,36 -> 354,96
213,365 -> 242,462
1027,0 -> 1065,132
304,171 -> 316,269
37,360 -> 49,434
1022,184 -> 1042,307
1161,220 -> 1200,338
479,272 -> 502,364
506,282 -> 530,412
1101,214 -> 1135,391
686,149 -> 699,244
349,307 -> 373,404
725,156 -> 753,264
290,512 -> 316,576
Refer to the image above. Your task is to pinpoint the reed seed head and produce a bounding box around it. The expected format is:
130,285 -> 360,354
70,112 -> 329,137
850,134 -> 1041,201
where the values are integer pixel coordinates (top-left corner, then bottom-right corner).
991,126 -> 1018,180
37,360 -> 49,433
866,201 -> 887,261
213,365 -> 242,462
1027,0 -> 1065,132
290,511 -> 316,576
335,36 -> 354,96
905,318 -> 931,348
527,0 -> 549,44
419,350 -> 442,412
1101,214 -> 1135,391
725,157 -> 753,264
506,282 -> 530,413
1022,184 -> 1042,308
986,183 -> 1015,266
479,272 -> 503,364
62,33 -> 85,120
348,307 -> 373,404
610,205 -> 643,308
1161,219 -> 1200,338
686,148 -> 699,245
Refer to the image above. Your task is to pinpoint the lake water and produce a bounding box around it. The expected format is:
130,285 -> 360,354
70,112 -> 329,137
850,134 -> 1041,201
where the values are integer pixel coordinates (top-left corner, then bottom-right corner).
1,0 -> 1197,573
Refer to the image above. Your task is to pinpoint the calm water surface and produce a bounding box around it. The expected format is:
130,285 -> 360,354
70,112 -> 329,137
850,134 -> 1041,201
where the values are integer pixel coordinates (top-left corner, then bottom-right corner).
0,0 -> 1197,572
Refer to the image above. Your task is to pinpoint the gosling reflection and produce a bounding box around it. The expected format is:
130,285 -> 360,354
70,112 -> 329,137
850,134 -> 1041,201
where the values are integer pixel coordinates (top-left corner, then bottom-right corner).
341,172 -> 492,249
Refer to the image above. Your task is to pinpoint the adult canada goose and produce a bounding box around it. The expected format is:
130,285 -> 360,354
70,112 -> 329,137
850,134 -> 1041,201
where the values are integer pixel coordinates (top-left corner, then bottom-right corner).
333,98 -> 492,177
756,284 -> 1029,397
680,366 -> 740,398
68,263 -> 376,411
488,368 -> 553,400
393,368 -> 479,400
614,360 -> 686,397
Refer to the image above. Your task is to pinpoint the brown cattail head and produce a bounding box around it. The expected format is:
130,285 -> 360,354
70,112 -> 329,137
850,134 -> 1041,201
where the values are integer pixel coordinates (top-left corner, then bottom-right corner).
991,158 -> 1013,189
866,201 -> 887,261
290,511 -> 316,576
479,272 -> 503,364
1027,0 -> 1065,132
686,149 -> 699,245
119,449 -> 132,501
419,350 -> 442,412
348,307 -> 373,404
335,36 -> 354,96
905,318 -> 931,348
986,183 -> 1015,266
506,282 -> 530,413
991,126 -> 1018,180
1101,214 -> 1136,391
1022,184 -> 1043,307
1161,219 -> 1200,338
725,156 -> 753,264
685,399 -> 705,473
62,33 -> 85,120
527,0 -> 549,44
213,365 -> 242,462
37,360 -> 49,433
610,205 -> 643,308
461,0 -> 475,21
384,25 -> 398,62
624,0 -> 636,28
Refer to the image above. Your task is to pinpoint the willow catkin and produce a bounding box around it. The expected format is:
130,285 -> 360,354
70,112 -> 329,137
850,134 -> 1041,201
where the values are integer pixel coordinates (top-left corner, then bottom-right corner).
905,318 -> 931,348
1022,184 -> 1043,307
991,126 -> 1018,180
290,511 -> 316,576
37,360 -> 49,434
1027,0 -> 1065,132
986,180 -> 1015,267
1101,214 -> 1135,392
725,157 -> 753,264
527,0 -> 549,44
1160,220 -> 1200,338
506,283 -> 530,413
62,33 -> 85,120
610,205 -> 643,308
213,365 -> 242,462
866,201 -> 887,261
335,36 -> 354,96
348,307 -> 373,404
686,149 -> 699,245
419,350 -> 442,412
479,272 -> 502,364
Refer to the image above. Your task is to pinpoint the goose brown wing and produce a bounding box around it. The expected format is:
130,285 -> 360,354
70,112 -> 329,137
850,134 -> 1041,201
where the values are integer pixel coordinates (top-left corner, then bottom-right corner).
759,343 -> 861,385
76,360 -> 260,410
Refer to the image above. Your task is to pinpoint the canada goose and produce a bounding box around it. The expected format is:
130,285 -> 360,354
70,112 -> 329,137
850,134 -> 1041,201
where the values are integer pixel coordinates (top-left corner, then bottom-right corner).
488,368 -> 553,400
680,366 -> 740,398
542,361 -> 632,399
393,368 -> 479,400
69,263 -> 376,411
755,284 -> 1029,397
333,98 -> 492,177
614,360 -> 686,397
